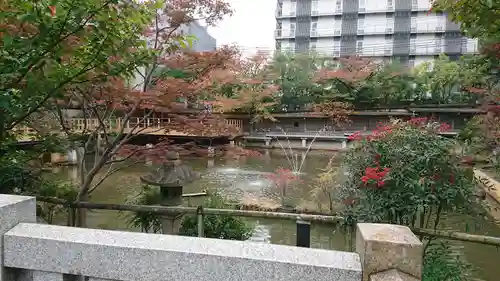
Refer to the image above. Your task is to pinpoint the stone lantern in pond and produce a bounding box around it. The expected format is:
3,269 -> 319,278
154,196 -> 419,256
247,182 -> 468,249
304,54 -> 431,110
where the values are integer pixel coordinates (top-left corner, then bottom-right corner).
140,151 -> 198,234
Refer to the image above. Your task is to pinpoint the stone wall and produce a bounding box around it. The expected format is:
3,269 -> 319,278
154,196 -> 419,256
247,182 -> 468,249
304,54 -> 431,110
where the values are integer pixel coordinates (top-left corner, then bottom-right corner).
0,194 -> 423,281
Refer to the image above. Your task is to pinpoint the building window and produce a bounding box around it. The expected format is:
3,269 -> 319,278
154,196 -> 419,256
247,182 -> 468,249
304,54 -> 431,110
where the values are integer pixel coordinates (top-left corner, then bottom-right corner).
357,18 -> 365,34
408,59 -> 415,67
312,0 -> 318,14
333,41 -> 341,56
334,20 -> 341,35
461,37 -> 468,52
359,0 -> 366,9
357,41 -> 363,54
386,17 -> 394,32
290,0 -> 296,16
410,38 -> 416,54
293,122 -> 299,128
436,16 -> 444,31
435,36 -> 443,53
411,16 -> 417,32
290,23 -> 296,37
335,0 -> 342,11
387,0 -> 393,9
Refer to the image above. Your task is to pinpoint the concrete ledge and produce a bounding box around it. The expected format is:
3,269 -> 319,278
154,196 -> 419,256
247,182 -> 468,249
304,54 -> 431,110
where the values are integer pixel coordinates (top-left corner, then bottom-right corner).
356,223 -> 423,281
4,223 -> 362,281
0,195 -> 36,233
0,195 -> 37,281
370,269 -> 419,281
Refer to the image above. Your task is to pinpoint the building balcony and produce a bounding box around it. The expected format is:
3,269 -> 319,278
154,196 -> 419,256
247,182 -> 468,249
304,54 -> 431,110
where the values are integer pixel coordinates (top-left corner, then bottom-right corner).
409,45 -> 444,56
275,10 -> 296,18
0,194 -> 425,281
410,23 -> 446,33
275,29 -> 295,39
310,29 -> 341,37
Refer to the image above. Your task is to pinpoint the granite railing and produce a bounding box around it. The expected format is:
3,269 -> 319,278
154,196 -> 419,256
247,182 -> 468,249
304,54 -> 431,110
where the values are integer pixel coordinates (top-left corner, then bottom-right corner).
0,194 -> 423,281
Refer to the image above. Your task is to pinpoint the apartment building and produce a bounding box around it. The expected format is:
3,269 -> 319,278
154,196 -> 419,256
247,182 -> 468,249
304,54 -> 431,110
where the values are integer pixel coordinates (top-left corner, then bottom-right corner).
275,0 -> 478,67
178,21 -> 217,52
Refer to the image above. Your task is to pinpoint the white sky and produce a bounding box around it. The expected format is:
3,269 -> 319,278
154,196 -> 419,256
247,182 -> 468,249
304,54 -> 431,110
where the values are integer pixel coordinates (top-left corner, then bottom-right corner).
207,0 -> 276,56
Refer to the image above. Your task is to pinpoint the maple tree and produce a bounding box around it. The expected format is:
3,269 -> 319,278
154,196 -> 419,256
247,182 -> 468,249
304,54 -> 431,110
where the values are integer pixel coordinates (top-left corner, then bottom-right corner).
212,52 -> 279,125
0,0 -> 164,202
35,0 -> 244,227
0,0 -> 158,141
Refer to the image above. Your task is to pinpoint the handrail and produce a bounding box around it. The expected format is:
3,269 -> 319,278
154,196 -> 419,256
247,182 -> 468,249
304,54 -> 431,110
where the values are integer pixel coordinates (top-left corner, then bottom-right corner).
37,196 -> 500,247
14,117 -> 243,137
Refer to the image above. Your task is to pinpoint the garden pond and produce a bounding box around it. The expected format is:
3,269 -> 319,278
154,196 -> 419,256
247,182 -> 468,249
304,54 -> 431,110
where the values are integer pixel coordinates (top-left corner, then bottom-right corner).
47,150 -> 500,281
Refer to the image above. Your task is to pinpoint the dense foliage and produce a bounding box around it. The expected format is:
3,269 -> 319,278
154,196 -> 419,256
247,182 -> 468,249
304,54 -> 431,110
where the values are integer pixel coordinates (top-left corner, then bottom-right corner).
340,118 -> 477,227
338,118 -> 479,280
228,53 -> 485,114
127,186 -> 252,240
423,242 -> 472,281
179,193 -> 253,240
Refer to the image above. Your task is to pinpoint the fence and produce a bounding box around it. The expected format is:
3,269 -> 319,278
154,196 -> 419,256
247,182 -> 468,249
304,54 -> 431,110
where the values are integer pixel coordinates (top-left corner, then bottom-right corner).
37,196 -> 500,248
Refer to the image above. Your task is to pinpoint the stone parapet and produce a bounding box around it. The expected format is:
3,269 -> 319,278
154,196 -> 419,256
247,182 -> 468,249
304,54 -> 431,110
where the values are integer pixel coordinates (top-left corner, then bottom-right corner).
4,222 -> 362,281
356,223 -> 423,281
0,195 -> 36,281
0,194 -> 426,281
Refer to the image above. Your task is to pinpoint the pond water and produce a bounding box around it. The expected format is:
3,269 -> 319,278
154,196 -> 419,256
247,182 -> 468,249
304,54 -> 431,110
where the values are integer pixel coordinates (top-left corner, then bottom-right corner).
48,150 -> 500,281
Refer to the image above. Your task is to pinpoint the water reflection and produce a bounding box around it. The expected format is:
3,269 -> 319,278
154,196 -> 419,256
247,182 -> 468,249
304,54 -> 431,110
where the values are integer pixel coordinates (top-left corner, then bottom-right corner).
45,150 -> 500,280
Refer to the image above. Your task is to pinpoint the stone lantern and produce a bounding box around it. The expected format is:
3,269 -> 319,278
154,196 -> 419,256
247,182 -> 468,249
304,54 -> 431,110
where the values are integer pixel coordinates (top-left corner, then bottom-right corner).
140,151 -> 198,234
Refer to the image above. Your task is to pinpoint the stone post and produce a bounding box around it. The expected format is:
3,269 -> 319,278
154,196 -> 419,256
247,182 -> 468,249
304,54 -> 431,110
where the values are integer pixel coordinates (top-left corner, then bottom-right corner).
67,149 -> 78,165
301,138 -> 307,148
0,195 -> 37,281
265,139 -> 271,147
145,144 -> 154,166
341,140 -> 347,149
356,223 -> 423,281
160,184 -> 184,235
207,146 -> 215,157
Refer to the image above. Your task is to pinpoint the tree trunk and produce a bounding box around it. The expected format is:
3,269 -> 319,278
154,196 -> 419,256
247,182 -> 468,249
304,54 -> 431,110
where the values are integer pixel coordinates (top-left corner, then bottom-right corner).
75,192 -> 89,227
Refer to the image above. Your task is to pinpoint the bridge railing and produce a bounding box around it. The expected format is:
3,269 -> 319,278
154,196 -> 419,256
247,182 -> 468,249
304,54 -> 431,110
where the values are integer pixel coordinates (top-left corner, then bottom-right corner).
15,117 -> 243,138
0,194 -> 425,281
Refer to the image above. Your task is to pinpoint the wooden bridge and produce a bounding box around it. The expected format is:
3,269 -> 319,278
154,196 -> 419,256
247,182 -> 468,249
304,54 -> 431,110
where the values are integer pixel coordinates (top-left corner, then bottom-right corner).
14,117 -> 244,142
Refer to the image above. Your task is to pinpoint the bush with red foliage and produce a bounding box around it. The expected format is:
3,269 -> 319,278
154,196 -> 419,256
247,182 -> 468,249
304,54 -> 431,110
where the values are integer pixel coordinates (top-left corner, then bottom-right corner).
339,118 -> 476,229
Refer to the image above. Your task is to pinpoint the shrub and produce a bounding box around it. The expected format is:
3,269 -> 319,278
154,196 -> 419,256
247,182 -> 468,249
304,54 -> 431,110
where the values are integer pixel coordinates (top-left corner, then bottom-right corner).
126,185 -> 163,233
340,118 -> 478,280
340,118 -> 477,229
179,193 -> 253,240
37,180 -> 78,224
127,186 -> 252,240
423,242 -> 472,281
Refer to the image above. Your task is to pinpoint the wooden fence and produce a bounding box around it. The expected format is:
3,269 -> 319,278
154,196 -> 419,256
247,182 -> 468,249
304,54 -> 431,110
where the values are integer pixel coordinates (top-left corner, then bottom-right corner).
36,196 -> 500,248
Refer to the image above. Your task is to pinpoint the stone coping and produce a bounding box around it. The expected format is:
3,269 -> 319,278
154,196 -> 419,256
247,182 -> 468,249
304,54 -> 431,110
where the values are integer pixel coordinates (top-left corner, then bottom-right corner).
4,223 -> 362,281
